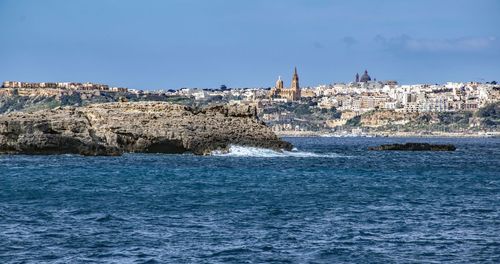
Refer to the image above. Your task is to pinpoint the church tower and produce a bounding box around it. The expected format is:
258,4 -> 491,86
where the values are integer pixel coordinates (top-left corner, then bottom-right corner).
291,67 -> 299,90
290,67 -> 301,100
269,67 -> 301,101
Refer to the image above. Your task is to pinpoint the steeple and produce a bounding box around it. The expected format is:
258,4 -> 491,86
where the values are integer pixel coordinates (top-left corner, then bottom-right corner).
291,67 -> 299,91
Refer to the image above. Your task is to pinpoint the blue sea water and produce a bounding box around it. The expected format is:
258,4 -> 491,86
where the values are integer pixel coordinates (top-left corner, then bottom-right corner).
0,137 -> 499,263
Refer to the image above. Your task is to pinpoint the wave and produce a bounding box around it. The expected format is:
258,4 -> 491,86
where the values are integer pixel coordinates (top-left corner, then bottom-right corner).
212,145 -> 343,158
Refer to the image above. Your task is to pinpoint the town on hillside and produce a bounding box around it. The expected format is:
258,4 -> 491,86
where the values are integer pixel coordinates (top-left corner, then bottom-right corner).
1,68 -> 499,136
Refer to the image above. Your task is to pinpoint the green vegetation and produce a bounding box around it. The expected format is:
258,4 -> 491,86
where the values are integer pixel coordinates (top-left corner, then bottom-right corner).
294,104 -> 312,115
385,111 -> 473,132
345,115 -> 361,126
352,103 -> 500,133
475,102 -> 499,128
0,95 -> 60,113
437,111 -> 472,126
60,94 -> 83,106
263,102 -> 341,120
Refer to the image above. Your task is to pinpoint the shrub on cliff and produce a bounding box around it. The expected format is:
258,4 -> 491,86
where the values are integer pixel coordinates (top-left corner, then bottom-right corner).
476,102 -> 499,119
438,112 -> 472,125
346,115 -> 361,126
0,95 -> 60,113
476,102 -> 499,128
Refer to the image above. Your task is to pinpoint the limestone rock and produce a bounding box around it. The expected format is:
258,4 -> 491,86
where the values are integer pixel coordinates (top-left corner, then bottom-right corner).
368,143 -> 456,151
0,102 -> 292,155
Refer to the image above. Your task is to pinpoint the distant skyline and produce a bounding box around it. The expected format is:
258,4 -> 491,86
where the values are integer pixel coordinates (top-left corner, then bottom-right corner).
1,0 -> 499,89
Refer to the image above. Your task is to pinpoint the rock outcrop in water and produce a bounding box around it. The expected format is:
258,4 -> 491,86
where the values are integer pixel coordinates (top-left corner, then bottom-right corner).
0,102 -> 292,155
368,143 -> 456,151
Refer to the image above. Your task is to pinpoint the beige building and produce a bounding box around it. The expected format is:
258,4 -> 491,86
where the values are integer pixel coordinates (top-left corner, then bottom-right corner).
269,67 -> 301,101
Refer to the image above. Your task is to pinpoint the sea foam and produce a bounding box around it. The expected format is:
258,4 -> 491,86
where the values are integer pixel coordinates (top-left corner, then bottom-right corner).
211,145 -> 342,158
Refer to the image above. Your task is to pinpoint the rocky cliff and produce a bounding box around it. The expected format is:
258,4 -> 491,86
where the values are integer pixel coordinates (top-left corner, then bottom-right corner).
0,102 -> 292,155
360,110 -> 420,127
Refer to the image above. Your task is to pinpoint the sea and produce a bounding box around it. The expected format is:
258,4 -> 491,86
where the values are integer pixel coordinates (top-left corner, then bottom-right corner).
0,137 -> 499,263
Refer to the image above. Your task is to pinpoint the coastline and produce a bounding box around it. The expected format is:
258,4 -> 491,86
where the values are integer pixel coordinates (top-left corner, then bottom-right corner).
276,131 -> 500,138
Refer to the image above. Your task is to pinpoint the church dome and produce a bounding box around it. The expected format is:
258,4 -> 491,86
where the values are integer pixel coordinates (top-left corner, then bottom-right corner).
360,70 -> 371,82
275,76 -> 284,89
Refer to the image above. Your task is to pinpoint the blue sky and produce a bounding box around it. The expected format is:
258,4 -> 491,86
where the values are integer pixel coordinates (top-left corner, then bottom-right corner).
0,0 -> 499,89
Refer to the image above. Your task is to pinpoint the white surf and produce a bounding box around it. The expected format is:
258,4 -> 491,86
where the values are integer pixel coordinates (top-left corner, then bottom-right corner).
212,145 -> 343,158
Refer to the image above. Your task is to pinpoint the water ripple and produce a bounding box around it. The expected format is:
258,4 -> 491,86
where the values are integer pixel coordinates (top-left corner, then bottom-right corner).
0,137 -> 499,263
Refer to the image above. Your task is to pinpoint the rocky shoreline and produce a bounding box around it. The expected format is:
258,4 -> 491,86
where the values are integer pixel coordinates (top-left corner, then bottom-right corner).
276,131 -> 499,138
0,102 -> 292,156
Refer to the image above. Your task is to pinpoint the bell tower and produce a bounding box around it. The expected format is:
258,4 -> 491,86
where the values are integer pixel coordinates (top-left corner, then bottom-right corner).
290,67 -> 301,100
291,67 -> 299,90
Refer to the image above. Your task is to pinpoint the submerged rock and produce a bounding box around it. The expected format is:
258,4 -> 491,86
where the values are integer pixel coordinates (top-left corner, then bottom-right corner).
0,102 -> 292,155
368,143 -> 456,151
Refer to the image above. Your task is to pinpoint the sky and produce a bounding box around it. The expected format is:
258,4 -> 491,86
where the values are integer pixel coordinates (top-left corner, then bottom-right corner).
0,0 -> 499,89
